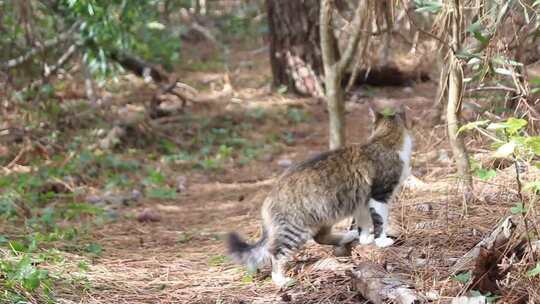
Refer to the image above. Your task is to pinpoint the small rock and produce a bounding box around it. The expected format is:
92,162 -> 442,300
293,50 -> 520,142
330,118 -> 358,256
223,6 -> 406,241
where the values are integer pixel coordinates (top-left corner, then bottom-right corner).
277,159 -> 293,168
137,208 -> 161,222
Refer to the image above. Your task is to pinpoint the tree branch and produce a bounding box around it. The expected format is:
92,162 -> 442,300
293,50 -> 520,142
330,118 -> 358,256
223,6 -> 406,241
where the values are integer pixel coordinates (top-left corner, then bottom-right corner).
320,0 -> 339,73
27,44 -> 77,90
1,22 -> 79,70
337,0 -> 366,74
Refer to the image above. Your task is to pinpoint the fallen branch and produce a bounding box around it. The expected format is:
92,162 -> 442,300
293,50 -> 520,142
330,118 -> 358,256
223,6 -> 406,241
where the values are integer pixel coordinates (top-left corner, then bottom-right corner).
349,262 -> 423,304
450,216 -> 516,274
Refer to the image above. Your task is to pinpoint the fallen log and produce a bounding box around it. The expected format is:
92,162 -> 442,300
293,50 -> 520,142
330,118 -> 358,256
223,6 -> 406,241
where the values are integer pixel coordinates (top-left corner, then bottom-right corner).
349,262 -> 423,304
450,216 -> 516,274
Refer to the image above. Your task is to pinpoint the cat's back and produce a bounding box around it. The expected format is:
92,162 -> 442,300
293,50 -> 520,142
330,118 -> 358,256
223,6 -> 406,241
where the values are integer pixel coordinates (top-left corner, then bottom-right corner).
275,145 -> 374,189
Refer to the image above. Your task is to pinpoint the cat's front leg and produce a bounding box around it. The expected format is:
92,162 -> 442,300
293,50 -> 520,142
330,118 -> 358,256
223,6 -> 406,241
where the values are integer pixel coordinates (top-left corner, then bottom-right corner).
369,199 -> 394,248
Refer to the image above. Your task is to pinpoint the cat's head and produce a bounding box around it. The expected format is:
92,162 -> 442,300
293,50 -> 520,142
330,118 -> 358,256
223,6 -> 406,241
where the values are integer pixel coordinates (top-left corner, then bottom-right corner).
368,99 -> 411,137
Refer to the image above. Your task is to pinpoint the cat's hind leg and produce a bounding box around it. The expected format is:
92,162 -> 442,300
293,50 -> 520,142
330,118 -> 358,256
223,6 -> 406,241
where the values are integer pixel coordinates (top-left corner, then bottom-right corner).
313,226 -> 358,246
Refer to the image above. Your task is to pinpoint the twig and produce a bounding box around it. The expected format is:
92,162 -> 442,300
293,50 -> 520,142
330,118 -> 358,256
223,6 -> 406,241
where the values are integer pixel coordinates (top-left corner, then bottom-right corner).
467,86 -> 518,93
27,44 -> 78,90
6,143 -> 30,168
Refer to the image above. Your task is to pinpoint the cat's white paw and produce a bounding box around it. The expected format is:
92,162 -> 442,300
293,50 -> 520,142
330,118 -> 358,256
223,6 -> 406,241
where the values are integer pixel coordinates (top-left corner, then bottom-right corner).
359,233 -> 374,245
340,230 -> 359,245
374,236 -> 394,248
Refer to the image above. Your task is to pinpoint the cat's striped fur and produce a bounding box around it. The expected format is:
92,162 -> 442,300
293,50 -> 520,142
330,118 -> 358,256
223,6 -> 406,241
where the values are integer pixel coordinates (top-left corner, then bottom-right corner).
227,103 -> 413,287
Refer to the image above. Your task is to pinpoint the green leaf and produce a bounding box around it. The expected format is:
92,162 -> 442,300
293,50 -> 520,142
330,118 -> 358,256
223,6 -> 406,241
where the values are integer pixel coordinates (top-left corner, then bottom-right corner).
525,136 -> 540,155
208,255 -> 228,267
467,21 -> 482,33
87,3 -> 94,15
414,0 -> 443,13
457,120 -> 490,134
524,181 -> 540,194
510,202 -> 526,214
241,273 -> 254,283
493,141 -> 516,158
22,273 -> 41,291
527,263 -> 540,277
487,118 -> 527,135
452,271 -> 472,283
475,168 -> 496,181
9,241 -> 27,253
472,31 -> 489,45
381,107 -> 396,117
85,243 -> 102,255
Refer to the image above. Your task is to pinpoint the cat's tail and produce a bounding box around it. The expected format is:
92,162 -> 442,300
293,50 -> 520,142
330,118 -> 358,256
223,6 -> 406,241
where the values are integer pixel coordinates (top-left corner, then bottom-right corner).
226,229 -> 269,270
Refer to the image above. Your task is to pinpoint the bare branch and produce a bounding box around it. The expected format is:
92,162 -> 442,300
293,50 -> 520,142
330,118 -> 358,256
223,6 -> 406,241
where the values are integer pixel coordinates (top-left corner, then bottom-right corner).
1,22 -> 80,70
337,0 -> 366,74
320,0 -> 339,72
27,44 -> 78,90
466,86 -> 518,93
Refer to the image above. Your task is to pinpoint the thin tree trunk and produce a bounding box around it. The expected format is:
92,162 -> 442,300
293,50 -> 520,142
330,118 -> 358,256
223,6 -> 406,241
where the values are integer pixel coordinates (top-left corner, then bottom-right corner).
326,69 -> 345,149
320,0 -> 365,149
447,0 -> 473,191
321,0 -> 344,149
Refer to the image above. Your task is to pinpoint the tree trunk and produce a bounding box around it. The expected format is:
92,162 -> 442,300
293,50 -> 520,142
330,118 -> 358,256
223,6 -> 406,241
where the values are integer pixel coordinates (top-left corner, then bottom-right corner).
266,0 -> 324,97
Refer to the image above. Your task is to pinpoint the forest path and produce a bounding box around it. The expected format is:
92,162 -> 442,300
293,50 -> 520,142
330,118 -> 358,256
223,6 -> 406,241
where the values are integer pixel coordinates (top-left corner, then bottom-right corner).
69,46 -> 517,303
76,85 -> 457,304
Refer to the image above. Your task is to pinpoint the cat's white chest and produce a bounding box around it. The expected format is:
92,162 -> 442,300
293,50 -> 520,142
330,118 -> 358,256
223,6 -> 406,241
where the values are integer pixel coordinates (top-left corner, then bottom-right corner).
398,132 -> 413,182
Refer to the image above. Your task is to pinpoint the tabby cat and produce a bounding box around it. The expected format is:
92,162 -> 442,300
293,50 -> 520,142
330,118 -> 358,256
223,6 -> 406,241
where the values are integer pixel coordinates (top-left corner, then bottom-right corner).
227,101 -> 413,287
